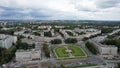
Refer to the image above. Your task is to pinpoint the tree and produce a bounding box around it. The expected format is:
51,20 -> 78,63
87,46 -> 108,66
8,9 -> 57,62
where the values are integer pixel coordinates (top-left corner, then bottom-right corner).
54,28 -> 60,33
51,39 -> 62,44
101,28 -> 115,33
59,32 -> 64,37
32,43 -> 35,48
60,64 -> 65,68
66,31 -> 74,36
53,65 -> 56,68
43,44 -> 50,58
101,39 -> 120,52
85,42 -> 99,55
82,37 -> 89,41
107,35 -> 114,39
118,63 -> 120,68
44,31 -> 52,37
33,32 -> 41,36
101,39 -> 116,45
0,47 -> 16,65
17,35 -> 25,40
0,30 -> 14,35
16,40 -> 32,50
28,36 -> 32,39
48,66 -> 51,68
64,38 -> 77,44
24,30 -> 30,33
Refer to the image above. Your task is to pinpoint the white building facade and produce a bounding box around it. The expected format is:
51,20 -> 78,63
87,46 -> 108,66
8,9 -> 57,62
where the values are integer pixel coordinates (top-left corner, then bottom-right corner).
0,34 -> 17,49
89,39 -> 118,59
15,49 -> 41,62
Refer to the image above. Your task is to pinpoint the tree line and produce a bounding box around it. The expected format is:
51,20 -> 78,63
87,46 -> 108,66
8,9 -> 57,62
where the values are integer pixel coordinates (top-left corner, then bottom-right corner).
43,44 -> 50,58
44,31 -> 52,37
85,42 -> 99,55
101,39 -> 120,52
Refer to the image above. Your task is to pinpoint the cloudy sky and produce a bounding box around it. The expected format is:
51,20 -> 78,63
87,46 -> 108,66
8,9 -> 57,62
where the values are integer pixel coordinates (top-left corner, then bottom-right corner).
0,0 -> 120,20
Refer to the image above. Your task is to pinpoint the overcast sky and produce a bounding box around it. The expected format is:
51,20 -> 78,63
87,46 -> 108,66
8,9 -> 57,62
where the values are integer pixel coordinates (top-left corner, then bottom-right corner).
0,0 -> 120,20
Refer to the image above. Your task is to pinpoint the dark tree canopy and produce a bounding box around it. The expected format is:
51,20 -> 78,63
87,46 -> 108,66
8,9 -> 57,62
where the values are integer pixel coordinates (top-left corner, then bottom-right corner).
85,41 -> 99,55
44,31 -> 52,37
64,38 -> 77,44
43,44 -> 50,58
51,39 -> 62,44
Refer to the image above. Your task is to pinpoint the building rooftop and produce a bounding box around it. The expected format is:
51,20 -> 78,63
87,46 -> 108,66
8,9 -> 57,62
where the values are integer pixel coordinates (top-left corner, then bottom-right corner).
16,49 -> 39,52
90,38 -> 117,48
101,45 -> 117,47
0,34 -> 9,40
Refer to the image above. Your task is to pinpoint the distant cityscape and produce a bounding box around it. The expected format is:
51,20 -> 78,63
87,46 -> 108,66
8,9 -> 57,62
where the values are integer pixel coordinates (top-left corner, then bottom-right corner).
0,20 -> 120,68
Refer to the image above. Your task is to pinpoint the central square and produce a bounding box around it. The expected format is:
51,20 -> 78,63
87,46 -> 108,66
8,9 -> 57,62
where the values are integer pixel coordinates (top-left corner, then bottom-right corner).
53,45 -> 87,59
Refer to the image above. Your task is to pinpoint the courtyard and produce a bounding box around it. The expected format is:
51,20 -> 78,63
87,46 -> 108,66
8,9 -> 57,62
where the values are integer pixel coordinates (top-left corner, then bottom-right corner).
53,45 -> 87,59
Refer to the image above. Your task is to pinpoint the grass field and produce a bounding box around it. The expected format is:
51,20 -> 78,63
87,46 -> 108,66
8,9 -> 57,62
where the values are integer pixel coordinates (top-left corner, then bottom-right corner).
54,45 -> 87,59
55,47 -> 69,57
68,46 -> 86,57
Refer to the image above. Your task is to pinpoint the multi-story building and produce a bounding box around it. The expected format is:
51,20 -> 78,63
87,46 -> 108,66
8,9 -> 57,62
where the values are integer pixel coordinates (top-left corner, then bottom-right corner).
89,38 -> 118,59
100,45 -> 118,55
15,49 -> 41,62
74,28 -> 101,38
0,34 -> 17,49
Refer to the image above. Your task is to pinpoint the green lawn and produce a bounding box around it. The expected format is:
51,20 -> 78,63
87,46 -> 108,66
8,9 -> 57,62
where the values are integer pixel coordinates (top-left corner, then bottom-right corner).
54,45 -> 87,59
55,47 -> 69,58
68,46 -> 86,57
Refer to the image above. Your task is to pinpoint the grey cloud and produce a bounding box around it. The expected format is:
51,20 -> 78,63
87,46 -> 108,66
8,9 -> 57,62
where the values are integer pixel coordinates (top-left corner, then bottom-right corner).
76,6 -> 97,12
96,0 -> 120,8
75,6 -> 97,12
0,0 -> 120,20
0,7 -> 52,19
